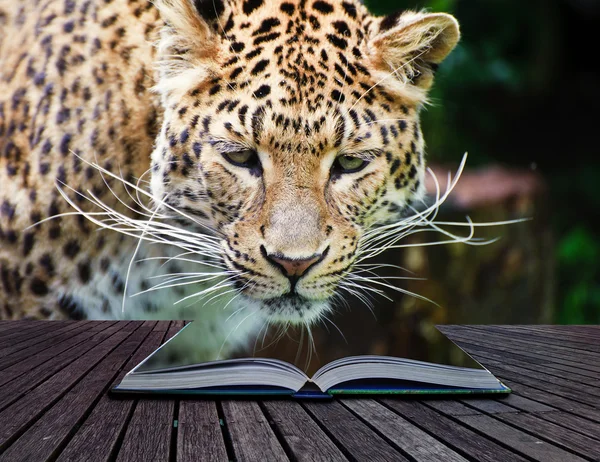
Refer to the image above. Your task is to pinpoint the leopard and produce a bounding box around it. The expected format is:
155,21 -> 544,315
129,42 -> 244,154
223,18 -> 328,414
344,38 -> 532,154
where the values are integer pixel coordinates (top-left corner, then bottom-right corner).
0,0 -> 459,358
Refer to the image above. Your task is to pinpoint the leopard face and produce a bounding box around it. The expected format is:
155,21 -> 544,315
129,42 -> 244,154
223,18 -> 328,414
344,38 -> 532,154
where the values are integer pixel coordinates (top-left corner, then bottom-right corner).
150,0 -> 460,324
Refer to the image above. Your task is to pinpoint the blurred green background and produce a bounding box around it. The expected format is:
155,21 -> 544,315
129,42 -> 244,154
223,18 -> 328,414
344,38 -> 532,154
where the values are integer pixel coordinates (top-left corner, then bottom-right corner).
364,0 -> 600,324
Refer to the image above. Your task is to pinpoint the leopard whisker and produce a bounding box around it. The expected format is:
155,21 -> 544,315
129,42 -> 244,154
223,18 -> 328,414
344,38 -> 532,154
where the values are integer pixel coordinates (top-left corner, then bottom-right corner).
122,196 -> 162,313
217,308 -> 256,359
54,189 -> 221,267
321,312 -> 348,345
66,149 -> 222,236
345,47 -> 431,116
136,255 -> 227,271
347,274 -> 440,307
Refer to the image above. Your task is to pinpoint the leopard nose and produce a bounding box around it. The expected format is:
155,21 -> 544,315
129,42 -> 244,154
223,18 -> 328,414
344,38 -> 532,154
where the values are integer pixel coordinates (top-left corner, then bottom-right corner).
263,249 -> 324,278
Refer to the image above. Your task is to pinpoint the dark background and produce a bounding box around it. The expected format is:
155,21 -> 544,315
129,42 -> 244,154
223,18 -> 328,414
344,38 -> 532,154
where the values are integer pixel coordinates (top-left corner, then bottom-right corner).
361,0 -> 600,325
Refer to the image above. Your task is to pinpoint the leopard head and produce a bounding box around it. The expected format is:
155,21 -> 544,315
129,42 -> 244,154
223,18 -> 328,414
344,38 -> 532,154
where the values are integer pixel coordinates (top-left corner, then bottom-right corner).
150,0 -> 460,324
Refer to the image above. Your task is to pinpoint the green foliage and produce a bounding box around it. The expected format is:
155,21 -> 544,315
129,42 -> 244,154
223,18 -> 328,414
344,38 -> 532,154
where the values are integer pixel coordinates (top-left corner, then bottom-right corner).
557,228 -> 600,324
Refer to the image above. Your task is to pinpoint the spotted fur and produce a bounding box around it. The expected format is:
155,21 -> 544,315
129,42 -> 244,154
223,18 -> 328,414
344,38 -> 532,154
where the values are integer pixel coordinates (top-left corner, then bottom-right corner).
0,0 -> 459,354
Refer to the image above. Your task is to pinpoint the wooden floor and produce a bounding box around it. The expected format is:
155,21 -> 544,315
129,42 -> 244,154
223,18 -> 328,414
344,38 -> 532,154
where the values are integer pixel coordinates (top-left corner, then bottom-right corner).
0,322 -> 598,462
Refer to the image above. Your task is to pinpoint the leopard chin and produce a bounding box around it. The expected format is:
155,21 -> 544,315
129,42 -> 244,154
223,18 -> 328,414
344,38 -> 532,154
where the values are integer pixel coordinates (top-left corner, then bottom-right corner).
240,294 -> 331,325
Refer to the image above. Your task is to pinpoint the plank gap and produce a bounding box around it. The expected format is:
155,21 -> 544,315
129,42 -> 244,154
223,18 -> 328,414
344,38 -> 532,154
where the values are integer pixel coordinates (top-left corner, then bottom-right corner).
258,401 -> 299,462
299,402 -> 359,462
215,401 -> 236,462
169,399 -> 179,462
107,400 -> 139,462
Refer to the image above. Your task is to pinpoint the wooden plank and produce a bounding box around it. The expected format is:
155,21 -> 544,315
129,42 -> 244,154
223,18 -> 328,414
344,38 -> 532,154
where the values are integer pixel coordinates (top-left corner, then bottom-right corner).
0,321 -> 96,371
530,411 -> 600,442
0,322 -> 61,347
303,400 -> 409,461
452,413 -> 587,462
425,401 -> 587,462
497,412 -> 600,458
441,328 -> 600,375
56,328 -> 169,462
443,325 -> 600,360
458,399 -> 519,415
496,376 -> 600,424
491,394 -> 555,413
115,399 -> 174,462
58,322 -> 186,462
0,322 -> 135,450
88,321 -> 113,332
469,353 -> 600,395
493,391 -> 600,440
261,400 -> 347,462
447,337 -> 600,380
472,360 -> 600,408
441,327 -> 600,372
0,322 -> 156,462
116,321 -> 180,462
508,326 -> 600,343
449,326 -> 600,369
152,320 -> 171,332
497,326 -> 600,345
342,399 -> 468,462
0,321 -> 45,333
471,326 -> 600,354
0,322 -> 119,411
381,400 -> 530,462
177,401 -> 228,462
221,401 -> 289,461
455,340 -> 600,383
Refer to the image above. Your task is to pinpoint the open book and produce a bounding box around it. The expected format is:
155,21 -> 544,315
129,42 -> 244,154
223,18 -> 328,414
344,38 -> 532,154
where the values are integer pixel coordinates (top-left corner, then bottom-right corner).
112,323 -> 510,398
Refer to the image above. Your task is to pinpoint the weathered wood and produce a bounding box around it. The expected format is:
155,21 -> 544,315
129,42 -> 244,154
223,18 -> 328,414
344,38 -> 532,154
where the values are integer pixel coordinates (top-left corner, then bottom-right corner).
497,412 -> 600,459
0,322 -> 61,347
303,400 -> 410,461
466,349 -> 600,393
381,399 -> 530,462
441,327 -> 600,372
488,394 -> 554,413
453,413 -> 587,462
426,401 -> 587,462
0,322 -> 120,410
494,376 -> 600,424
0,322 -> 599,461
261,400 -> 348,462
114,322 -> 185,462
455,340 -> 600,383
177,401 -> 229,462
530,411 -> 600,442
116,322 -> 176,462
474,361 -> 600,408
0,320 -> 45,333
55,329 -> 169,462
441,329 -> 600,376
506,326 -> 600,342
470,326 -> 600,354
458,399 -> 518,415
0,322 -> 156,462
221,400 -> 289,461
115,399 -> 174,462
449,326 -> 600,367
0,321 -> 96,371
0,322 -> 136,449
342,399 -> 468,462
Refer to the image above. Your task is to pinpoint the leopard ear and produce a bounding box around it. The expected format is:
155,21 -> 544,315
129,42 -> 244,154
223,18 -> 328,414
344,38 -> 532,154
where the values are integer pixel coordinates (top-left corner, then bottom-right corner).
367,11 -> 460,102
153,0 -> 226,99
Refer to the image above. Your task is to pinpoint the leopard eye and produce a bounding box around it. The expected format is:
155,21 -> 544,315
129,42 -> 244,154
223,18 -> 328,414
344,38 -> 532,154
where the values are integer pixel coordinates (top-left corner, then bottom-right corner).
333,155 -> 369,174
222,149 -> 259,169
